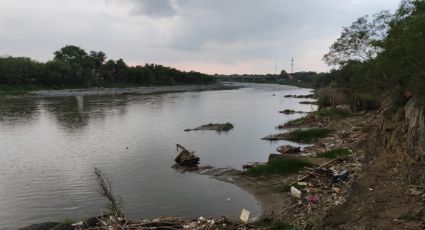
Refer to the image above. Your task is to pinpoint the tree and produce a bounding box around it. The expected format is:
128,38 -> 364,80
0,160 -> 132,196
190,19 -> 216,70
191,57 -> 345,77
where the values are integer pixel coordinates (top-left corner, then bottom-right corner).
379,0 -> 425,99
323,11 -> 393,66
54,45 -> 91,67
89,51 -> 106,71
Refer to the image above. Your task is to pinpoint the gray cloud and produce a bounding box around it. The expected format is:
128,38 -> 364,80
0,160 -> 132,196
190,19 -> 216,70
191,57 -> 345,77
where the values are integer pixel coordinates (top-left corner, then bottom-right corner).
0,0 -> 401,74
130,0 -> 176,17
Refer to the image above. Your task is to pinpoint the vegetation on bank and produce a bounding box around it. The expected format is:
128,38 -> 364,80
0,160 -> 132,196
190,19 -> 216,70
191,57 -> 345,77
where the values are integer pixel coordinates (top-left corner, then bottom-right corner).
0,46 -> 215,91
283,128 -> 334,143
246,158 -> 313,176
222,1 -> 425,114
318,0 -> 425,111
255,218 -> 298,230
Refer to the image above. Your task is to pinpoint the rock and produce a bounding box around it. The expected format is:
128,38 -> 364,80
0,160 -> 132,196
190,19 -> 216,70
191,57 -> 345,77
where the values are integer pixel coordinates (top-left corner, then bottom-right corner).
175,144 -> 200,167
184,123 -> 234,132
276,145 -> 301,154
19,223 -> 60,230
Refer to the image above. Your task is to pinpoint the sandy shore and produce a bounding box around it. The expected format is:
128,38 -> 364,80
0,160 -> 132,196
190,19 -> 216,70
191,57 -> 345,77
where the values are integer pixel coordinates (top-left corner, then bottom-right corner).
197,167 -> 294,220
29,84 -> 238,97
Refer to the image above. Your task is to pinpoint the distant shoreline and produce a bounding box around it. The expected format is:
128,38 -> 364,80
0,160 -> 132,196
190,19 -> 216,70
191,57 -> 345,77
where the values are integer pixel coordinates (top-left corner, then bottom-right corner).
20,83 -> 239,97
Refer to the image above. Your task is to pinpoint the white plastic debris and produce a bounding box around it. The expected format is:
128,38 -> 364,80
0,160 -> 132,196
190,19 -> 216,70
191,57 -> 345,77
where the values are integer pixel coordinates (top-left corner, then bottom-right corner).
240,209 -> 251,223
291,186 -> 302,199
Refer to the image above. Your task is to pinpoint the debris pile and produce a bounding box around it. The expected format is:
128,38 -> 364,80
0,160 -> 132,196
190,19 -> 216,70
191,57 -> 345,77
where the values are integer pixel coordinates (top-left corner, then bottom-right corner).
275,154 -> 362,227
184,123 -> 234,132
74,216 -> 261,230
174,144 -> 200,168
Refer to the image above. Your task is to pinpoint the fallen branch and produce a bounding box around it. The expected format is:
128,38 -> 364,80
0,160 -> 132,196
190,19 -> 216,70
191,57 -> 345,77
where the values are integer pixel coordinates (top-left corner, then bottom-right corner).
94,167 -> 124,218
297,158 -> 341,182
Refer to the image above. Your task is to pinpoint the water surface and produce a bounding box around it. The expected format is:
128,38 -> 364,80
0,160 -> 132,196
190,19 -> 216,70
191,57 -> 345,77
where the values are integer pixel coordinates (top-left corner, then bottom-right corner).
0,83 -> 315,229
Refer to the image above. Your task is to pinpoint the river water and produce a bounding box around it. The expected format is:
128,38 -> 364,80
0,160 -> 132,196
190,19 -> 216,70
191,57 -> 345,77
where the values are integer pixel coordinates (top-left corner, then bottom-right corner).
0,83 -> 315,229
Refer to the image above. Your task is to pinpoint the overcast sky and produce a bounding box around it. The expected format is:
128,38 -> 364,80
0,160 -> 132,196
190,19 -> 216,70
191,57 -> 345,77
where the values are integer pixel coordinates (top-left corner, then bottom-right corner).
0,0 -> 401,74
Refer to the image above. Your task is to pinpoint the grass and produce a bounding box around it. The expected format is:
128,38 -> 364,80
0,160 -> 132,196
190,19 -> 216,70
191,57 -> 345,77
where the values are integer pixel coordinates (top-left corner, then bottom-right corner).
284,128 -> 334,143
282,117 -> 310,128
316,108 -> 353,119
61,218 -> 76,224
255,218 -> 298,230
316,148 -> 352,159
246,158 -> 313,176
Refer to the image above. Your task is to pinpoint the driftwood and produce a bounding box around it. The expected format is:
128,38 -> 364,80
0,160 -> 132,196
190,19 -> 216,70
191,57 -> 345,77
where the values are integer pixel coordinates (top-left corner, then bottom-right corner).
94,168 -> 123,218
297,158 -> 341,182
174,144 -> 200,167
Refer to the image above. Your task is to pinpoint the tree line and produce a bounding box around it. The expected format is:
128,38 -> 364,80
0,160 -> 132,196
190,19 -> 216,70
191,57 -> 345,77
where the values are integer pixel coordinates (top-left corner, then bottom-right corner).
0,46 -> 214,89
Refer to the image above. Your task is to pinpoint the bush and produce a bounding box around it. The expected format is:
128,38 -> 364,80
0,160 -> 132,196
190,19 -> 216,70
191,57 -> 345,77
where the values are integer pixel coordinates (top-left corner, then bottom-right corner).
351,94 -> 380,111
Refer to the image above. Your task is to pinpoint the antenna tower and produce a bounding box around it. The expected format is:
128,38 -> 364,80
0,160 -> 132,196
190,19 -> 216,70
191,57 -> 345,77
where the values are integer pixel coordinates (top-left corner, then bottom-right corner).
291,57 -> 294,74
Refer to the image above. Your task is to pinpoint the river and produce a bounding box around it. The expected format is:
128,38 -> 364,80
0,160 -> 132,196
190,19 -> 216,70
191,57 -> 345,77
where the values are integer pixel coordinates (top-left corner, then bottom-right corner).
0,83 -> 315,229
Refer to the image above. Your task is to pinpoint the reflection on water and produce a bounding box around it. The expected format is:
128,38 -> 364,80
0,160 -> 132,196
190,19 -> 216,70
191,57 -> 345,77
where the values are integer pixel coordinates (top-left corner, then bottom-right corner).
0,84 -> 315,229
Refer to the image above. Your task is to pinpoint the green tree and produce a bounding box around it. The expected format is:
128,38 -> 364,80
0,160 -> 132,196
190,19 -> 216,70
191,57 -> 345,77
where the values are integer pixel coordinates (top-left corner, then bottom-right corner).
323,11 -> 392,66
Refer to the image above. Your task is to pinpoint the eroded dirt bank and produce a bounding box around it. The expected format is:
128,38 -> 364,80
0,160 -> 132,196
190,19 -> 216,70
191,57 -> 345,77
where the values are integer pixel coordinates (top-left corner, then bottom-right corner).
324,99 -> 425,229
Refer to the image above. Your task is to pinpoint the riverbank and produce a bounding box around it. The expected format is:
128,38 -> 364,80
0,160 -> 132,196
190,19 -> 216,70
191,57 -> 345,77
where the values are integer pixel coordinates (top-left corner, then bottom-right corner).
26,84 -> 238,97
21,87 -> 418,230
200,106 -> 374,228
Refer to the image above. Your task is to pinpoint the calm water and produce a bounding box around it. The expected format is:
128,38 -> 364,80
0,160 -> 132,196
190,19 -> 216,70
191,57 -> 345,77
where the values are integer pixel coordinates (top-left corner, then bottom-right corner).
0,83 -> 315,229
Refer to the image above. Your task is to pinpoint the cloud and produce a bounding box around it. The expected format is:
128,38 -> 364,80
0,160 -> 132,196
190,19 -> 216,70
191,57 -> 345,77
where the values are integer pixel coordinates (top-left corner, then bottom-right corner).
129,0 -> 176,17
0,0 -> 402,74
